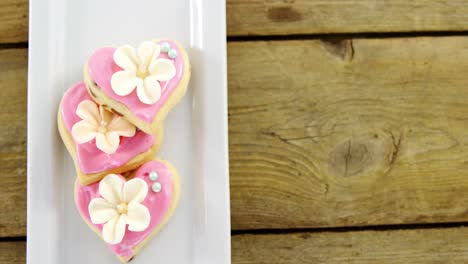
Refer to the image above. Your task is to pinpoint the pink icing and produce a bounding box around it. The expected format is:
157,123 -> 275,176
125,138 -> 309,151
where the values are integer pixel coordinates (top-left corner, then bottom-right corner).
61,82 -> 155,174
87,40 -> 186,123
75,161 -> 174,257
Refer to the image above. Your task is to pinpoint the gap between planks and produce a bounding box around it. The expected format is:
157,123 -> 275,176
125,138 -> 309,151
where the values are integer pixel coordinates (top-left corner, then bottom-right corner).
227,31 -> 468,42
231,222 -> 468,236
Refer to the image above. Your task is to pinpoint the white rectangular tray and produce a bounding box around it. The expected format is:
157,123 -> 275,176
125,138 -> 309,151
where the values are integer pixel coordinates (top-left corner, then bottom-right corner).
27,1 -> 230,263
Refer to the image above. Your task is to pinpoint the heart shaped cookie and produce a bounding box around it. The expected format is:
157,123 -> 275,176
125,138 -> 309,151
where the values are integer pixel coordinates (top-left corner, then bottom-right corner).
84,39 -> 191,134
75,159 -> 180,263
58,82 -> 163,185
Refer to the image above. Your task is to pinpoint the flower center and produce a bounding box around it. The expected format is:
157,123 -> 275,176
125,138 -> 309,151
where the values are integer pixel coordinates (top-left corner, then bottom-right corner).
116,203 -> 128,214
136,64 -> 148,78
97,121 -> 107,133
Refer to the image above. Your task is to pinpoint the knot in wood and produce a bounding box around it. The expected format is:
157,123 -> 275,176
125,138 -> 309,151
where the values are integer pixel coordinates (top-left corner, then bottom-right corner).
328,132 -> 402,178
330,139 -> 372,177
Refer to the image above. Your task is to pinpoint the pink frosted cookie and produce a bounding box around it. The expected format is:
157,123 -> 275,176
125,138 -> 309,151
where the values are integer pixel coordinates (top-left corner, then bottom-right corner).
84,39 -> 191,134
75,159 -> 180,263
57,82 -> 163,185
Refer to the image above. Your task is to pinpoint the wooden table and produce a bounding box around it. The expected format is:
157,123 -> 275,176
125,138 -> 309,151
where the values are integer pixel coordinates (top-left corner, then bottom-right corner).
2,1 -> 468,263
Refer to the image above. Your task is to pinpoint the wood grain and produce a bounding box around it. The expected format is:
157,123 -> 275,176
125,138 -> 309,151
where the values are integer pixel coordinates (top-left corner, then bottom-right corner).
0,241 -> 25,264
0,48 -> 27,237
227,0 -> 468,36
228,37 -> 468,229
4,1 -> 468,43
232,227 -> 468,263
0,0 -> 28,43
3,227 -> 468,263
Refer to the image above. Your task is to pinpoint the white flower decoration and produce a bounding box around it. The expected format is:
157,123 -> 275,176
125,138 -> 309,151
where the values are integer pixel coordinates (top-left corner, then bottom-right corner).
88,174 -> 151,245
111,41 -> 176,104
71,100 -> 136,154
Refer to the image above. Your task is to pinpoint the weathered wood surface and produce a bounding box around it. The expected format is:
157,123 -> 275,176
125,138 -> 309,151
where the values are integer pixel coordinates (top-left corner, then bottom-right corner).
227,0 -> 468,36
4,1 -> 468,43
228,37 -> 468,229
0,0 -> 28,43
2,227 -> 468,263
232,227 -> 468,263
0,48 -> 27,237
0,242 -> 25,264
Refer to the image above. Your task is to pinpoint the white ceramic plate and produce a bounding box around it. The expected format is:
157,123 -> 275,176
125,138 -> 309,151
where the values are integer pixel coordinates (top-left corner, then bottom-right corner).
27,0 -> 230,263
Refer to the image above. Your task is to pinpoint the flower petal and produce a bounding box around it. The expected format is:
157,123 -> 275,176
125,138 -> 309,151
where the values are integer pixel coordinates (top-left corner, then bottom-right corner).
96,132 -> 120,154
102,215 -> 127,244
76,100 -> 100,126
113,45 -> 137,71
71,120 -> 97,144
107,117 -> 136,138
122,178 -> 148,203
148,58 -> 176,81
98,174 -> 123,205
126,201 -> 150,232
136,76 -> 161,104
110,70 -> 139,96
88,198 -> 118,224
137,41 -> 159,67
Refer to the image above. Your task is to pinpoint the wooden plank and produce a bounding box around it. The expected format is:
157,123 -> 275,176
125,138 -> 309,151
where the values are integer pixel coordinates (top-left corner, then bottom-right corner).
228,37 -> 468,229
2,228 -> 468,263
232,227 -> 468,263
227,0 -> 468,36
0,241 -> 25,264
4,0 -> 468,43
0,0 -> 28,43
0,48 -> 27,237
